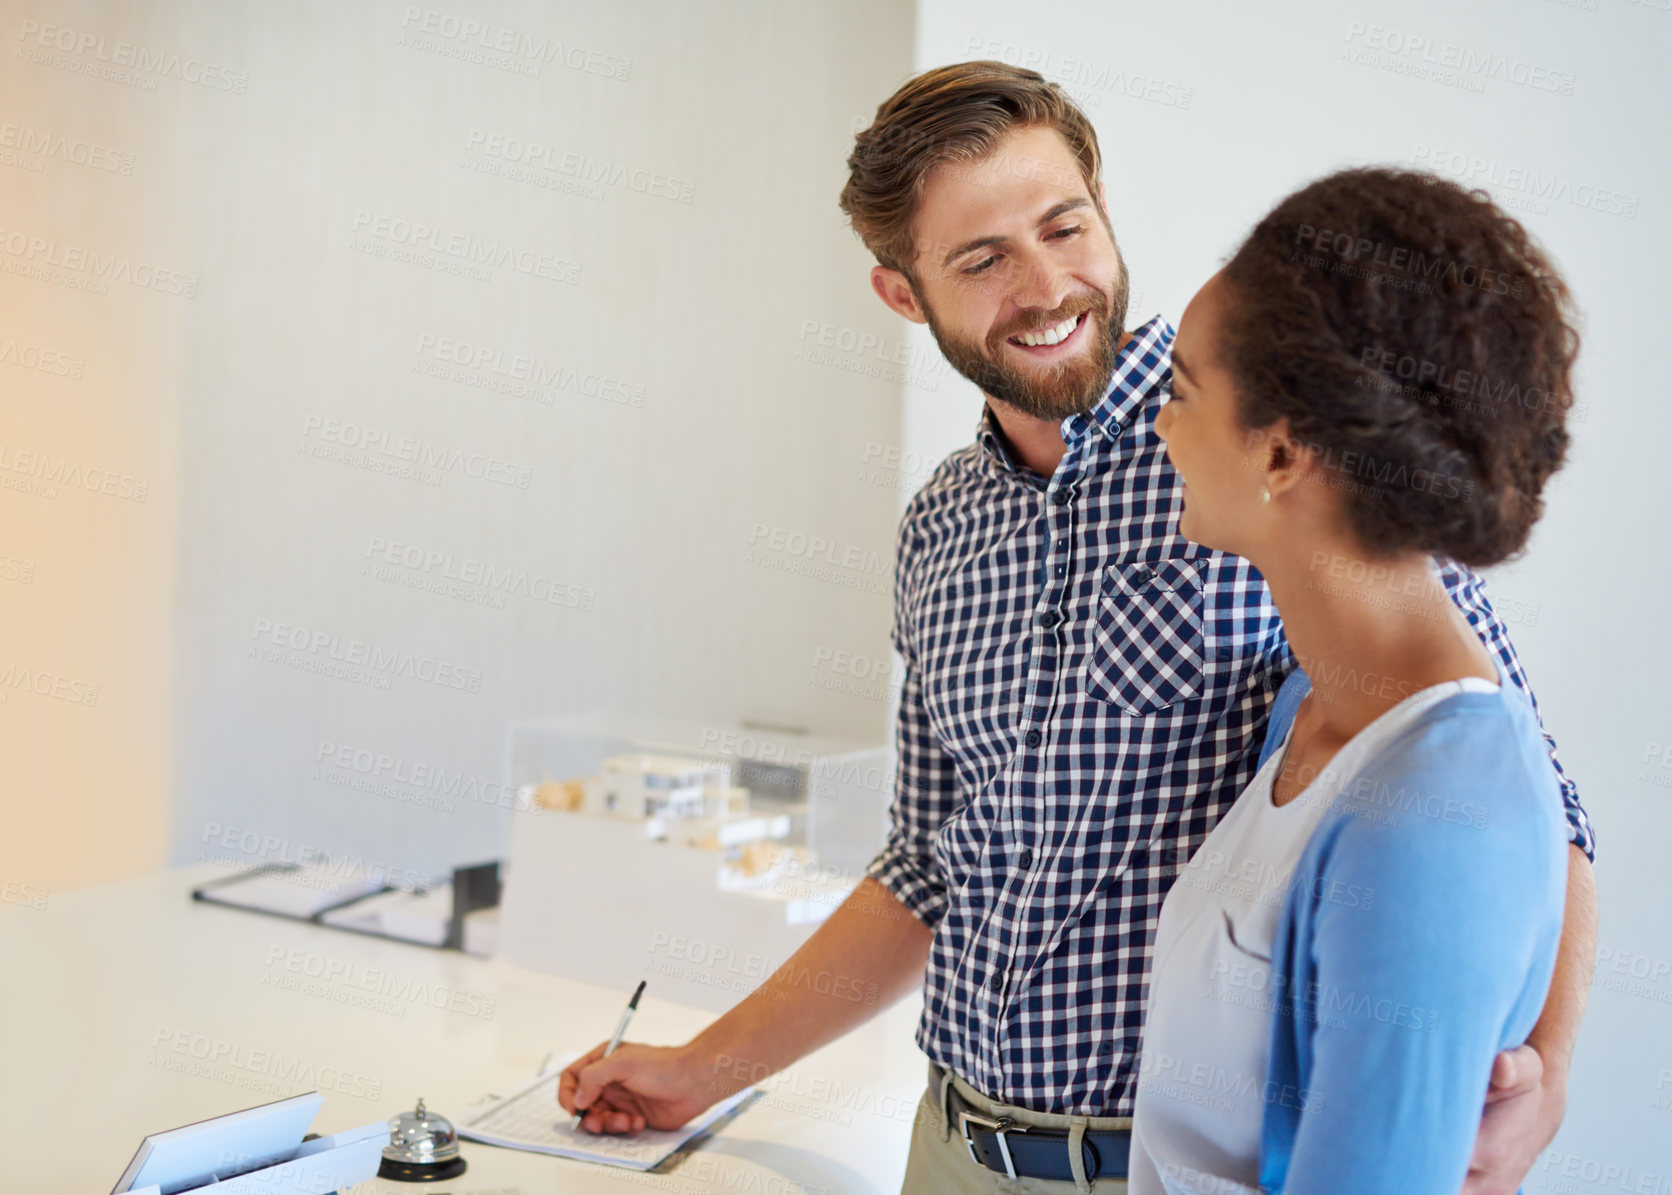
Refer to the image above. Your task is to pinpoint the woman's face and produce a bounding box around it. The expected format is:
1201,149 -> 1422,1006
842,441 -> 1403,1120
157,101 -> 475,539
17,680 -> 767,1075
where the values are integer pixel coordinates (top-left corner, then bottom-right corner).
1154,270 -> 1275,557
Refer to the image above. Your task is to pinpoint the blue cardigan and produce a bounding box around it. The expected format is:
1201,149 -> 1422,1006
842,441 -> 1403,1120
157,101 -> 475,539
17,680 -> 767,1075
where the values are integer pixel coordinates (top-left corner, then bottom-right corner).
1254,667 -> 1568,1194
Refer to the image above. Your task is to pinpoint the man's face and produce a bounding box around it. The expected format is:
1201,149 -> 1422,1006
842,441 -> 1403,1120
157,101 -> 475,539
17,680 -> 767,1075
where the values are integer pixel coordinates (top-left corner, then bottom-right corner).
904,125 -> 1129,421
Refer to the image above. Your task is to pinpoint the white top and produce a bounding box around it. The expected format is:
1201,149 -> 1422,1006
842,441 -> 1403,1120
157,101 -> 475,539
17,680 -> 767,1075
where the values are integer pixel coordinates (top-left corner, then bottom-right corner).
1128,674 -> 1500,1195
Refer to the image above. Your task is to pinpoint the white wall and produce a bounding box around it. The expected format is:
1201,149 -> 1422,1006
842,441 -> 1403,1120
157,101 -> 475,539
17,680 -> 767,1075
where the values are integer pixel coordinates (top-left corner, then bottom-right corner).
163,0 -> 915,880
4,0 -> 913,888
0,2 -> 187,891
910,0 -> 1671,1182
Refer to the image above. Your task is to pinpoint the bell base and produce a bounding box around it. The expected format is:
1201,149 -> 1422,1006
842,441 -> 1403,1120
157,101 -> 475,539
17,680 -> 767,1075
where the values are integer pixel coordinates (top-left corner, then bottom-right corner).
377,1155 -> 468,1182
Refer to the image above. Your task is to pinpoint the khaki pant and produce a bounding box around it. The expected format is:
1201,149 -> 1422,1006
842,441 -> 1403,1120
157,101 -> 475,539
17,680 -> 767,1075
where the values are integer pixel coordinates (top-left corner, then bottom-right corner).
900,1062 -> 1131,1195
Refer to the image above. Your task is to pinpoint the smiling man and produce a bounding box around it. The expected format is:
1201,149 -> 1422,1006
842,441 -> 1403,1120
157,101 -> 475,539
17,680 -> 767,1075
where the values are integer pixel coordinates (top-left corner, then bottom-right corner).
559,62 -> 1597,1195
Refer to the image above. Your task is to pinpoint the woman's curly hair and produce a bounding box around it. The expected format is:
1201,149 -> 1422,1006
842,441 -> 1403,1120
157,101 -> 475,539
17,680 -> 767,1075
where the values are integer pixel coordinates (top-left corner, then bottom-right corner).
1221,167 -> 1581,567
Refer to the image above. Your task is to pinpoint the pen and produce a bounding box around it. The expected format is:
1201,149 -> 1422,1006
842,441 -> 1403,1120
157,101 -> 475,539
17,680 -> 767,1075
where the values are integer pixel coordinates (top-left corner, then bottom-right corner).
570,979 -> 646,1129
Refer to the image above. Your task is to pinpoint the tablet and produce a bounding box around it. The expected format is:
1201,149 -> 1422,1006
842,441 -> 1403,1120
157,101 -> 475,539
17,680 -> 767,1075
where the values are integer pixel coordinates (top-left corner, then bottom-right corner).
109,1092 -> 322,1195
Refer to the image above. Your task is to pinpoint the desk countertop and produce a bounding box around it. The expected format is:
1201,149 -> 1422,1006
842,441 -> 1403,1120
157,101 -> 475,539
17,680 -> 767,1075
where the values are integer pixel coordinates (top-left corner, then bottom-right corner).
0,864 -> 927,1193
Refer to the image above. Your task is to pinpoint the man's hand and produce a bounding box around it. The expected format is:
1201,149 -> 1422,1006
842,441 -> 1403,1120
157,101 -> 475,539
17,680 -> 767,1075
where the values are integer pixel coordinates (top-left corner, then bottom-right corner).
1464,1044 -> 1564,1194
554,879 -> 932,1136
1465,845 -> 1596,1192
557,1040 -> 725,1135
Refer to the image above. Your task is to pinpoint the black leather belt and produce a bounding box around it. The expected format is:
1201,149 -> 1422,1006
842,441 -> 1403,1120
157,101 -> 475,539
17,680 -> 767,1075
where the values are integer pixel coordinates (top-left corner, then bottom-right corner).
947,1080 -> 1131,1182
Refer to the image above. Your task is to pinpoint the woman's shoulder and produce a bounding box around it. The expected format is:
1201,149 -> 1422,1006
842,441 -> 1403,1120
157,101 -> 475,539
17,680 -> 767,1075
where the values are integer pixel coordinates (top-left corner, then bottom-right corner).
1256,665 -> 1313,770
1304,686 -> 1568,902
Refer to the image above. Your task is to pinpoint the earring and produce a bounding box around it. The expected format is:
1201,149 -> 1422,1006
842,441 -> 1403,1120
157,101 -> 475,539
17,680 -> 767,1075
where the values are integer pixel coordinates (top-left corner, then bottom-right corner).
1261,487 -> 1271,504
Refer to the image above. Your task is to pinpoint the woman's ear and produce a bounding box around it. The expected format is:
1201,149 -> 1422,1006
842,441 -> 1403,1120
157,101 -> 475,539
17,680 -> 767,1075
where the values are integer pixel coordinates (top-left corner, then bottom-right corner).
1262,418 -> 1315,499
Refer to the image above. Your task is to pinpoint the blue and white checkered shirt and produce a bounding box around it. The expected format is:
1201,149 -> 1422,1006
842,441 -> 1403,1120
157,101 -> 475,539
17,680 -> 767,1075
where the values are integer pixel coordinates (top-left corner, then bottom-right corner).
866,314 -> 1594,1116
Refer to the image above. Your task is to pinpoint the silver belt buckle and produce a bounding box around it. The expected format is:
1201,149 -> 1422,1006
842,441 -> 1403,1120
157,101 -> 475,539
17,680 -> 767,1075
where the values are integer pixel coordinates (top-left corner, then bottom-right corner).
958,1108 -> 1026,1179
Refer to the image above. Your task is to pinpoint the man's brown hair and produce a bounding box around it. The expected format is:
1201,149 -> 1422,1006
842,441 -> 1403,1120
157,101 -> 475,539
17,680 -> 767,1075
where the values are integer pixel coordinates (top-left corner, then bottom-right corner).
839,61 -> 1103,283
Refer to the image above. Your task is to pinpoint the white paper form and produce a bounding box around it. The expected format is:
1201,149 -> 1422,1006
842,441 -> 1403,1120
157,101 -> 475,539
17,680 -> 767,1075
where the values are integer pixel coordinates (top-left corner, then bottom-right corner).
456,1066 -> 757,1171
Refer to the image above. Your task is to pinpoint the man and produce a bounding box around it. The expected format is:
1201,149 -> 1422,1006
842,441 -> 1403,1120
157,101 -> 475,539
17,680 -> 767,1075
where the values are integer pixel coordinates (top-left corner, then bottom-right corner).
560,61 -> 1598,1194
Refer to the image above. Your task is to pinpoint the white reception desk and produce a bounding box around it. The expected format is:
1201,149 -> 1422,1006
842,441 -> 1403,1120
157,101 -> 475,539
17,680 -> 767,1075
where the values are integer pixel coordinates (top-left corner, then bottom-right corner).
0,864 -> 926,1194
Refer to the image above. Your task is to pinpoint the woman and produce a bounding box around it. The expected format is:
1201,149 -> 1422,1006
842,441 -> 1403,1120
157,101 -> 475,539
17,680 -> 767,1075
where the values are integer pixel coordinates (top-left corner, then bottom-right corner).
1129,167 -> 1576,1193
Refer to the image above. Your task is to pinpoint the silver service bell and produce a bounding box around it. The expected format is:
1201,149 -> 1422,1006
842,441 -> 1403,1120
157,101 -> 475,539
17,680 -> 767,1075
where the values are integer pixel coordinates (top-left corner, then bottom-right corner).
378,1097 -> 468,1182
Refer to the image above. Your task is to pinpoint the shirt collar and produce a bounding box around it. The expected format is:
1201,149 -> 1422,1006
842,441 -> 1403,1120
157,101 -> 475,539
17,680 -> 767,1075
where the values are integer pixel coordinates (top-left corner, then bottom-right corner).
1069,314 -> 1176,442
974,315 -> 1176,474
975,407 -> 1025,473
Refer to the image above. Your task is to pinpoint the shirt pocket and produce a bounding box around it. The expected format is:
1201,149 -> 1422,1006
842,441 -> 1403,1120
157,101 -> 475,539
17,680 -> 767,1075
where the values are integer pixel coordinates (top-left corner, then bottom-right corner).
1083,556 -> 1205,714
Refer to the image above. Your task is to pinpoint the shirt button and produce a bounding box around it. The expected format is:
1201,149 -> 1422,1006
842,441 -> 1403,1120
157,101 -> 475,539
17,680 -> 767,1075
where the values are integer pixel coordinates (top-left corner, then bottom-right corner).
1052,487 -> 1072,506
1132,566 -> 1154,585
989,972 -> 1005,992
1037,610 -> 1061,629
1017,848 -> 1034,870
1024,729 -> 1042,748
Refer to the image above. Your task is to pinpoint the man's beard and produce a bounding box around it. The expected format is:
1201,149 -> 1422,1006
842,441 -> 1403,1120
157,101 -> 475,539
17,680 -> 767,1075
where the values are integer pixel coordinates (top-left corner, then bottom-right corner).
919,259 -> 1129,422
